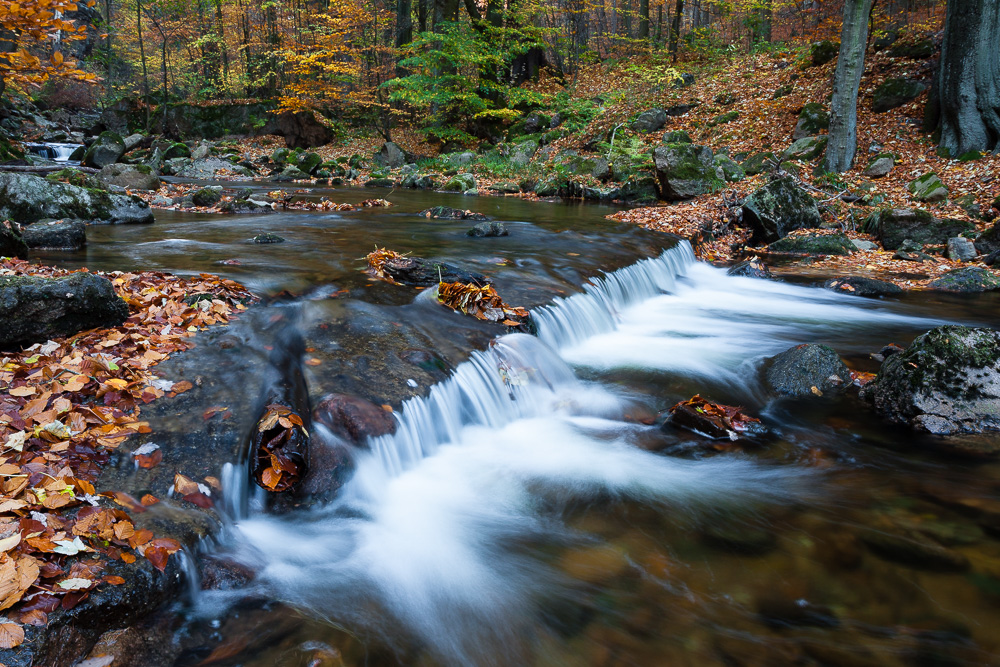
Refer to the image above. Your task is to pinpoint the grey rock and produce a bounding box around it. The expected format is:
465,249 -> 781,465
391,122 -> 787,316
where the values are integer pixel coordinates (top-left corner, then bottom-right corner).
0,223 -> 27,259
97,163 -> 161,191
375,141 -> 407,169
713,154 -> 745,182
632,108 -> 667,133
652,143 -> 723,200
861,208 -> 972,249
441,173 -> 476,192
743,176 -> 823,244
765,343 -> 850,396
467,222 -> 509,237
908,172 -> 948,202
782,136 -> 828,161
0,173 -> 152,225
872,78 -> 927,113
510,140 -> 539,168
21,219 -> 86,249
82,131 -> 126,168
192,186 -> 223,208
851,239 -> 878,251
825,276 -> 903,297
928,267 -> 1000,292
863,155 -> 894,178
947,236 -> 977,261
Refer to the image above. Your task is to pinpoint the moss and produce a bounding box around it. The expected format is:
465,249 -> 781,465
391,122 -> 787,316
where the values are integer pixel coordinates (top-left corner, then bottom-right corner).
769,232 -> 854,255
708,110 -> 740,127
135,164 -> 153,175
958,150 -> 983,162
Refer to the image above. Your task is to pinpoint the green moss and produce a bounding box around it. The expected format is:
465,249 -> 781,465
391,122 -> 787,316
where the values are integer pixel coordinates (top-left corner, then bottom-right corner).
768,232 -> 854,255
708,110 -> 739,127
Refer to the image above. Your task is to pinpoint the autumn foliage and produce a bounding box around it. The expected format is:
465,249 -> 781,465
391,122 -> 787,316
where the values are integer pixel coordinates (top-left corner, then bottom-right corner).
0,0 -> 98,93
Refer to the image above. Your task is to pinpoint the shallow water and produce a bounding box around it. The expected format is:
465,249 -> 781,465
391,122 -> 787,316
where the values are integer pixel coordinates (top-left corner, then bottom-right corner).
41,187 -> 1000,666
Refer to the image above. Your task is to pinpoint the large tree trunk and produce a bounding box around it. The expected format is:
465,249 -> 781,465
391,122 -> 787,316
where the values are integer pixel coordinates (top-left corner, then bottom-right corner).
669,0 -> 683,61
638,0 -> 650,39
934,0 -> 1000,155
395,0 -> 413,76
824,0 -> 874,172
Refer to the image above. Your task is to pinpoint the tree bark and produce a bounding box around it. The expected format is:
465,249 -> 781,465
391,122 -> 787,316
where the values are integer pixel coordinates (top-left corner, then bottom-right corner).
395,0 -> 413,76
824,0 -> 875,172
934,0 -> 1000,155
638,0 -> 650,39
669,0 -> 683,61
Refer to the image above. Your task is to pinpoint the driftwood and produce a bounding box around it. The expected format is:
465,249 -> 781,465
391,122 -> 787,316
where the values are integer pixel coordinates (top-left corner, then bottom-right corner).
0,164 -> 99,175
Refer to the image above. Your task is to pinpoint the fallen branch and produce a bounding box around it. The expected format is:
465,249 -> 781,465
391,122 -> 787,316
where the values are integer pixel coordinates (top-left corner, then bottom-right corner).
0,164 -> 99,175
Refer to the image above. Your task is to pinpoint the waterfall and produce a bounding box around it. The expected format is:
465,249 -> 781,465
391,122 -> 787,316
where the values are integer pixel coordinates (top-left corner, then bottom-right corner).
25,142 -> 81,162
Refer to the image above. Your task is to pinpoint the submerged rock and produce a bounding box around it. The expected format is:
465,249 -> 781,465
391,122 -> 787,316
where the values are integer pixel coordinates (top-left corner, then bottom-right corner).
420,206 -> 489,221
861,325 -> 1000,435
825,276 -> 903,297
742,176 -> 823,244
21,219 -> 87,250
251,232 -> 285,244
313,393 -> 396,445
764,343 -> 850,396
0,272 -> 129,349
382,256 -> 488,287
727,257 -> 772,279
467,221 -> 509,238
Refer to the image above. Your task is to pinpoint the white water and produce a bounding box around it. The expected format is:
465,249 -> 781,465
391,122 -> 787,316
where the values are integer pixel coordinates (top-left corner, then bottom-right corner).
25,142 -> 81,162
206,242 -> 935,664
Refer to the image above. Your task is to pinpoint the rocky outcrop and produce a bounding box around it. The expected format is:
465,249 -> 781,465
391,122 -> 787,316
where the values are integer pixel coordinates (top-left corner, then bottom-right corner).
0,272 -> 129,349
764,343 -> 850,396
21,219 -> 87,249
0,173 -> 153,225
810,40 -> 839,66
742,176 -> 823,244
872,78 -> 927,113
861,326 -> 1000,435
652,143 -> 723,201
928,267 -> 1000,292
861,208 -> 973,250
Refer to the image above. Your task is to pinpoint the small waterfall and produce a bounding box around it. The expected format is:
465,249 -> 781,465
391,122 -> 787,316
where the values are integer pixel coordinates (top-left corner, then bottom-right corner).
25,142 -> 81,162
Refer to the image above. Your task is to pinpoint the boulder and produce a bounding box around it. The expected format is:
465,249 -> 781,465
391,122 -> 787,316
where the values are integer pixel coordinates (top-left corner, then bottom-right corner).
313,394 -> 396,444
375,142 -> 407,169
82,131 -> 125,168
123,133 -> 145,151
768,232 -> 854,255
662,130 -> 693,144
190,143 -> 212,161
291,151 -> 322,175
364,178 -> 395,188
872,78 -> 927,113
741,151 -> 776,175
264,110 -> 333,148
861,208 -> 973,250
252,232 -> 285,244
467,221 -> 509,237
632,109 -> 668,133
175,157 -> 247,180
220,196 -> 272,214
714,92 -> 738,106
708,110 -> 739,127
270,147 -> 291,165
781,136 -> 828,161
162,143 -> 191,160
0,173 -> 153,225
665,103 -> 698,116
591,157 -> 611,181
793,103 -> 829,140
764,343 -> 850,397
672,72 -> 696,87
825,276 -> 903,297
773,84 -> 794,99
651,143 -> 723,201
727,257 -> 772,279
742,176 -> 823,244
192,187 -> 223,208
908,172 -> 948,202
713,154 -> 745,182
863,155 -> 894,178
441,173 -> 476,192
382,256 -> 488,287
810,40 -> 840,67
401,173 -> 436,189
273,165 -> 311,182
0,222 -> 27,259
420,206 -> 489,221
97,163 -> 161,191
947,236 -> 977,261
975,221 -> 1000,255
861,325 -> 1000,434
620,174 -> 659,204
887,39 -> 935,59
510,140 -> 539,168
0,272 -> 129,349
21,219 -> 86,249
928,267 -> 1000,292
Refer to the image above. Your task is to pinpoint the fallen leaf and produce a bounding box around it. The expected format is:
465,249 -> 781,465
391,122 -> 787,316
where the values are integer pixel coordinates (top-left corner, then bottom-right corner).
0,621 -> 24,648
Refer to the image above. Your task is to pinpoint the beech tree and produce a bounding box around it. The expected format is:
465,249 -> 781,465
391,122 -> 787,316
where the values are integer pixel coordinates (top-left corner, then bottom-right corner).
824,0 -> 875,172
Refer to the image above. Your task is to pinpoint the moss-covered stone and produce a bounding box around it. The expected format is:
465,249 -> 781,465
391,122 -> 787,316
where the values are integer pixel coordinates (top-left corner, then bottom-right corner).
0,173 -> 152,225
765,343 -> 850,396
794,103 -> 829,138
929,267 -> 1000,293
441,173 -> 476,192
741,151 -> 776,175
713,154 -> 745,182
872,78 -> 928,113
714,91 -> 738,106
887,39 -> 935,59
651,143 -> 723,200
908,172 -> 948,202
162,143 -> 191,160
662,130 -> 693,144
743,175 -> 823,244
862,208 -> 972,249
0,223 -> 28,259
82,131 -> 126,169
768,232 -> 854,255
708,110 -> 740,127
773,84 -> 794,99
192,187 -> 223,207
782,136 -> 828,161
809,40 -> 840,67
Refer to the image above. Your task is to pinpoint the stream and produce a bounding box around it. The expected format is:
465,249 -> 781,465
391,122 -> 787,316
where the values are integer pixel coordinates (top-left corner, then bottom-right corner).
41,185 -> 1000,666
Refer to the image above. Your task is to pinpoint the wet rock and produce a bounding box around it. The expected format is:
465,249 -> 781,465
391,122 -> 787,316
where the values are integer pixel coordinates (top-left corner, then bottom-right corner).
619,174 -> 659,204
727,257 -> 772,279
632,108 -> 667,133
0,173 -> 153,225
382,256 -> 488,287
665,396 -> 768,441
859,525 -> 969,571
220,194 -> 272,214
861,208 -> 973,250
947,236 -> 977,261
273,164 -> 311,182
928,266 -> 1000,292
793,103 -> 829,140
781,135 -> 827,161
510,140 -> 539,168
21,219 -> 86,250
888,38 -> 935,58
975,220 -> 1000,255
768,232 -> 854,255
488,181 -> 521,194
97,163 -> 161,191
742,175 -> 823,244
191,186 -> 223,208
0,272 -> 129,349
764,343 -> 850,396
420,206 -> 489,221
872,78 -> 927,113
374,141 -> 407,169
741,151 -> 776,175
810,40 -> 839,66
757,594 -> 839,629
176,157 -> 249,180
652,143 -> 723,201
861,325 -> 1000,434
401,172 -> 436,189
251,232 -> 285,244
908,172 -> 948,202
82,131 -> 126,168
364,177 -> 395,188
441,173 -> 476,192
313,394 -> 396,444
863,154 -> 895,178
825,276 -> 903,297
467,221 -> 509,238
0,222 -> 28,259
702,521 -> 777,555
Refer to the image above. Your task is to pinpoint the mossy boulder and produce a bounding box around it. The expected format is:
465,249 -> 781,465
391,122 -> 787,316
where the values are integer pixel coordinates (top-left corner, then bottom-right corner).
651,143 -> 722,201
863,154 -> 895,178
741,151 -> 776,175
773,84 -> 794,99
810,40 -> 840,67
21,219 -> 86,250
781,136 -> 828,161
975,221 -> 1000,255
0,173 -> 153,225
793,103 -> 829,140
928,267 -> 1000,293
908,172 -> 948,202
273,165 -> 311,182
0,273 -> 129,349
872,78 -> 927,113
713,154 -> 745,182
765,343 -> 850,396
620,174 -> 659,204
0,223 -> 27,259
374,141 -> 407,169
714,92 -> 738,106
887,39 -> 935,59
191,186 -> 223,207
162,143 -> 191,160
270,147 -> 291,165
742,175 -> 823,244
441,173 -> 476,192
862,208 -> 972,250
708,110 -> 739,127
401,173 -> 436,189
768,232 -> 854,255
861,326 -> 1000,435
97,163 -> 161,191
825,276 -> 903,297
82,131 -> 126,169
662,130 -> 693,144
291,151 -> 323,175
632,108 -> 668,133
510,140 -> 539,168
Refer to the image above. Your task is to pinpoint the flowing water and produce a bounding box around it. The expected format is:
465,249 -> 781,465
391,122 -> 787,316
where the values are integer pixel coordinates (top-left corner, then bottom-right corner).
44,185 -> 1000,666
24,142 -> 81,162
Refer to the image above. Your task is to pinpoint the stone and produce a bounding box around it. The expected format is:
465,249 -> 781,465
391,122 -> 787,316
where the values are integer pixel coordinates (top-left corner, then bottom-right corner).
825,276 -> 903,297
741,151 -> 776,175
713,154 -> 745,182
313,394 -> 396,444
727,257 -> 772,279
264,109 -> 333,149
742,175 -> 823,244
82,131 -> 126,168
190,143 -> 212,161
708,110 -> 739,127
863,155 -> 894,178
375,141 -> 407,169
764,343 -> 850,397
401,173 -> 436,190
632,109 -> 668,133
21,219 -> 86,250
861,208 -> 973,250
381,256 -> 488,287
872,78 -> 927,113
0,222 -> 27,259
928,267 -> 1000,292
908,172 -> 948,202
0,173 -> 153,225
781,136 -> 828,161
220,197 -> 272,214
672,72 -> 696,87
947,237 -> 977,261
810,40 -> 840,67
467,221 -> 509,238
488,181 -> 520,194
364,178 -> 395,188
768,232 -> 854,255
191,186 -> 223,208
714,92 -> 738,106
176,157 -> 247,180
773,84 -> 794,99
123,133 -> 145,151
619,174 -> 659,204
251,232 -> 285,244
291,151 -> 322,175
270,147 -> 290,165
665,103 -> 698,116
975,221 -> 1000,255
162,143 -> 190,160
591,157 -> 611,181
420,206 -> 489,221
651,143 -> 723,201
887,38 -> 935,59
861,325 -> 1000,435
97,163 -> 161,191
793,103 -> 829,140
0,272 -> 129,349
851,239 -> 878,251
273,165 -> 311,182
662,130 -> 693,144
441,173 -> 476,192
510,140 -> 539,168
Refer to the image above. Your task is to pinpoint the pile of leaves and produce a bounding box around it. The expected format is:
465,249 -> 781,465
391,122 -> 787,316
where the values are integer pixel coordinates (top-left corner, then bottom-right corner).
365,247 -> 407,284
0,259 -> 254,646
668,394 -> 764,443
251,404 -> 308,492
437,281 -> 528,325
358,199 -> 392,208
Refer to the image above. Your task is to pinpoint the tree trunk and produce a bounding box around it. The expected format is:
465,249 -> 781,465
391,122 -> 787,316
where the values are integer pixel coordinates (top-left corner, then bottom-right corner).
934,0 -> 1000,155
395,0 -> 412,76
638,0 -> 650,39
136,0 -> 151,131
669,0 -> 683,60
824,0 -> 874,172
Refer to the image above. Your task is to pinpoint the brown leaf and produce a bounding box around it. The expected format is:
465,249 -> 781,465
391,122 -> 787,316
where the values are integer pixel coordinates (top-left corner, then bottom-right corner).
0,621 -> 24,648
